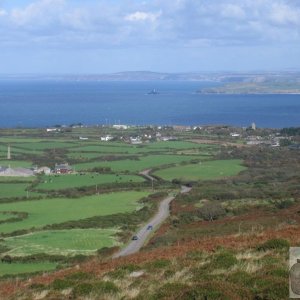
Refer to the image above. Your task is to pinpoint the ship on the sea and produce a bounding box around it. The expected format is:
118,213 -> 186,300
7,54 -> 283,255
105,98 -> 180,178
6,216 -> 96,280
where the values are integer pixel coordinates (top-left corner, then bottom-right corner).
147,89 -> 159,95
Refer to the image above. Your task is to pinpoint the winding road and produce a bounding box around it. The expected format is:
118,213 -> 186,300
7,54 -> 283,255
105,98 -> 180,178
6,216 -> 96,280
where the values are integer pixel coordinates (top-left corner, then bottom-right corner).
114,185 -> 191,258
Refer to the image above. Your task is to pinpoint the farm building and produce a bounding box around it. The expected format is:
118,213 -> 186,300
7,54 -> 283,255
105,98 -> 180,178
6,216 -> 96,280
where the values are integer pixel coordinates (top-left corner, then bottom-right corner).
35,167 -> 51,175
54,163 -> 73,174
0,166 -> 34,177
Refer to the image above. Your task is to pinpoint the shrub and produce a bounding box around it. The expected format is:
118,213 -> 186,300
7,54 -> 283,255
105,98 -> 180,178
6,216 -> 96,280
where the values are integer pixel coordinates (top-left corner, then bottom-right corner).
119,263 -> 141,272
253,277 -> 288,300
52,279 -> 73,290
210,251 -> 238,269
198,201 -> 226,221
274,199 -> 294,209
186,250 -> 205,260
72,282 -> 93,297
94,281 -> 119,294
65,271 -> 93,281
145,259 -> 171,270
154,283 -> 189,299
29,283 -> 46,291
227,271 -> 254,287
266,268 -> 289,278
257,239 -> 290,251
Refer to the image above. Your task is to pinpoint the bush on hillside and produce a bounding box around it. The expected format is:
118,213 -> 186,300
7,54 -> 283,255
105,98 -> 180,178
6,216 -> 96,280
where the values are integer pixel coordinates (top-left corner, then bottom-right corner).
257,239 -> 290,251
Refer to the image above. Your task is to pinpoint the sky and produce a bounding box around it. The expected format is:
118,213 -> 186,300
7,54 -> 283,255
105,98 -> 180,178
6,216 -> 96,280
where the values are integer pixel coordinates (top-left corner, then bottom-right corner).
0,0 -> 299,73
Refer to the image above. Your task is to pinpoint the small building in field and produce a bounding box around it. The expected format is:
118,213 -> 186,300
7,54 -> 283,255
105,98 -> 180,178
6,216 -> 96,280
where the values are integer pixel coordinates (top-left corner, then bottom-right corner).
54,163 -> 72,174
35,167 -> 51,175
100,135 -> 113,142
0,166 -> 34,177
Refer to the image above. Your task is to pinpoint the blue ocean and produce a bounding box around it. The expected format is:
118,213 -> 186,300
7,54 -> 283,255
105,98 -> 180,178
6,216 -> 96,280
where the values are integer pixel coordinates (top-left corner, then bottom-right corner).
0,80 -> 299,128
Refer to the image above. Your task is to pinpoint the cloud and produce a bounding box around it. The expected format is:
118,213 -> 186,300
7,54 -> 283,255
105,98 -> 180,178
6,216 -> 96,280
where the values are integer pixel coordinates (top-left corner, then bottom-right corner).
221,4 -> 245,19
0,9 -> 7,17
269,2 -> 300,25
0,0 -> 299,50
10,0 -> 65,26
125,11 -> 161,22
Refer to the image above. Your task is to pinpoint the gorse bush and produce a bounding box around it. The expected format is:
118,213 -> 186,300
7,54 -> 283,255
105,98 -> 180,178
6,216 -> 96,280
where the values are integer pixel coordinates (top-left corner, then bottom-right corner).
65,271 -> 94,281
72,282 -> 93,297
93,281 -> 119,294
52,279 -> 73,290
210,251 -> 238,269
257,239 -> 290,251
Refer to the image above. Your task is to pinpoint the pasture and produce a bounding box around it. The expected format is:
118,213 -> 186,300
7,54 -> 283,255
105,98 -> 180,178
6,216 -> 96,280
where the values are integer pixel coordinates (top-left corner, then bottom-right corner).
0,191 -> 149,234
154,159 -> 247,181
0,160 -> 33,168
74,154 -> 203,172
35,173 -> 145,190
36,174 -> 144,191
3,229 -> 119,256
10,141 -> 78,151
0,176 -> 35,183
0,183 -> 32,199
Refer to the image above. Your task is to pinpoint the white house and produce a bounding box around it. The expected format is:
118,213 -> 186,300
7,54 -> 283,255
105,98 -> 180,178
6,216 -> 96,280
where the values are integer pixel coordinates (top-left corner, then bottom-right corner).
101,135 -> 114,142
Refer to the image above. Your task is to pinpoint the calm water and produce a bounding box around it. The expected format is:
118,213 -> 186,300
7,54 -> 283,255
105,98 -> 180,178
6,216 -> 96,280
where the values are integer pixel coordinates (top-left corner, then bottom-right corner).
0,80 -> 299,128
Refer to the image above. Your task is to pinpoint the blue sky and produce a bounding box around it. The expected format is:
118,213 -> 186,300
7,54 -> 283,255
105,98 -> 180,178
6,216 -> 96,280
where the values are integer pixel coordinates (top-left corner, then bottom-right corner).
0,0 -> 299,73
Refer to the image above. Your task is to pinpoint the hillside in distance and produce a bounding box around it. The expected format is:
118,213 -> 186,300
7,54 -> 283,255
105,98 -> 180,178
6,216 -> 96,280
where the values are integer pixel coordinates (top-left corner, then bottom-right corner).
2,71 -> 300,84
197,81 -> 300,94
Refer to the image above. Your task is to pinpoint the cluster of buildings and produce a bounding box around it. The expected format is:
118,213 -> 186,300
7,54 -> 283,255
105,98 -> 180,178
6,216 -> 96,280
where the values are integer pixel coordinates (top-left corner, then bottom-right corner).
0,163 -> 72,177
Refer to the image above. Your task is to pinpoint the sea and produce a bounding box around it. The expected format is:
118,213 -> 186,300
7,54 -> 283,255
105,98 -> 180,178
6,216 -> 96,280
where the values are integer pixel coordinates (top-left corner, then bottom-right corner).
0,80 -> 299,128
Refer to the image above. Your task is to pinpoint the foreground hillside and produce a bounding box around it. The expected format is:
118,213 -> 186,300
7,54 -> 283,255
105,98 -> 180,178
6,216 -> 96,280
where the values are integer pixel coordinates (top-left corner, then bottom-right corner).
0,125 -> 299,299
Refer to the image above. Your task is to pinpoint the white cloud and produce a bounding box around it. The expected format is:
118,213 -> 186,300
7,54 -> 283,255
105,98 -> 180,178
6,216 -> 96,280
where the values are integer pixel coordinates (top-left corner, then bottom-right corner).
269,2 -> 300,25
0,9 -> 7,17
0,0 -> 299,50
125,11 -> 161,22
221,4 -> 245,19
10,0 -> 65,26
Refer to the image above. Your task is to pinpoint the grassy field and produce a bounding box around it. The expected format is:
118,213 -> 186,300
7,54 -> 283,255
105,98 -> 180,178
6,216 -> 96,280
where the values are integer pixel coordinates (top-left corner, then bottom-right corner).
10,141 -> 78,151
0,176 -> 35,183
74,154 -> 202,172
71,141 -> 213,155
0,262 -> 57,276
0,191 -> 149,234
36,174 -> 145,191
0,212 -> 13,222
154,159 -> 246,181
3,229 -> 119,256
144,141 -> 209,150
0,160 -> 33,168
68,152 -> 136,160
0,183 -> 32,198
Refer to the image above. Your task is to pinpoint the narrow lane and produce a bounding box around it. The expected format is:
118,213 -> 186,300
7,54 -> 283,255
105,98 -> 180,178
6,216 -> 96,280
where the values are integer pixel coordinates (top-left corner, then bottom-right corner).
114,185 -> 191,258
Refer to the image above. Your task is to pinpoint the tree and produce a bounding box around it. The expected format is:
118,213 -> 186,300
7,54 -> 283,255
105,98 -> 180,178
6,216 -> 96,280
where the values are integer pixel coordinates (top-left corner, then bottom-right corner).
198,202 -> 226,221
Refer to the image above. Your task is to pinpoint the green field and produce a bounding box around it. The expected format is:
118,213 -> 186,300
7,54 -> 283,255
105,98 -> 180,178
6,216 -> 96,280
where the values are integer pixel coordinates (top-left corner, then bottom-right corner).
74,154 -> 202,172
0,212 -> 13,222
154,159 -> 246,181
0,183 -> 31,198
0,176 -> 35,183
0,160 -> 33,168
71,141 -> 211,155
3,229 -> 119,256
0,145 -> 42,157
144,141 -> 208,150
0,262 -> 57,276
0,191 -> 149,234
10,141 -> 78,151
36,174 -> 145,190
